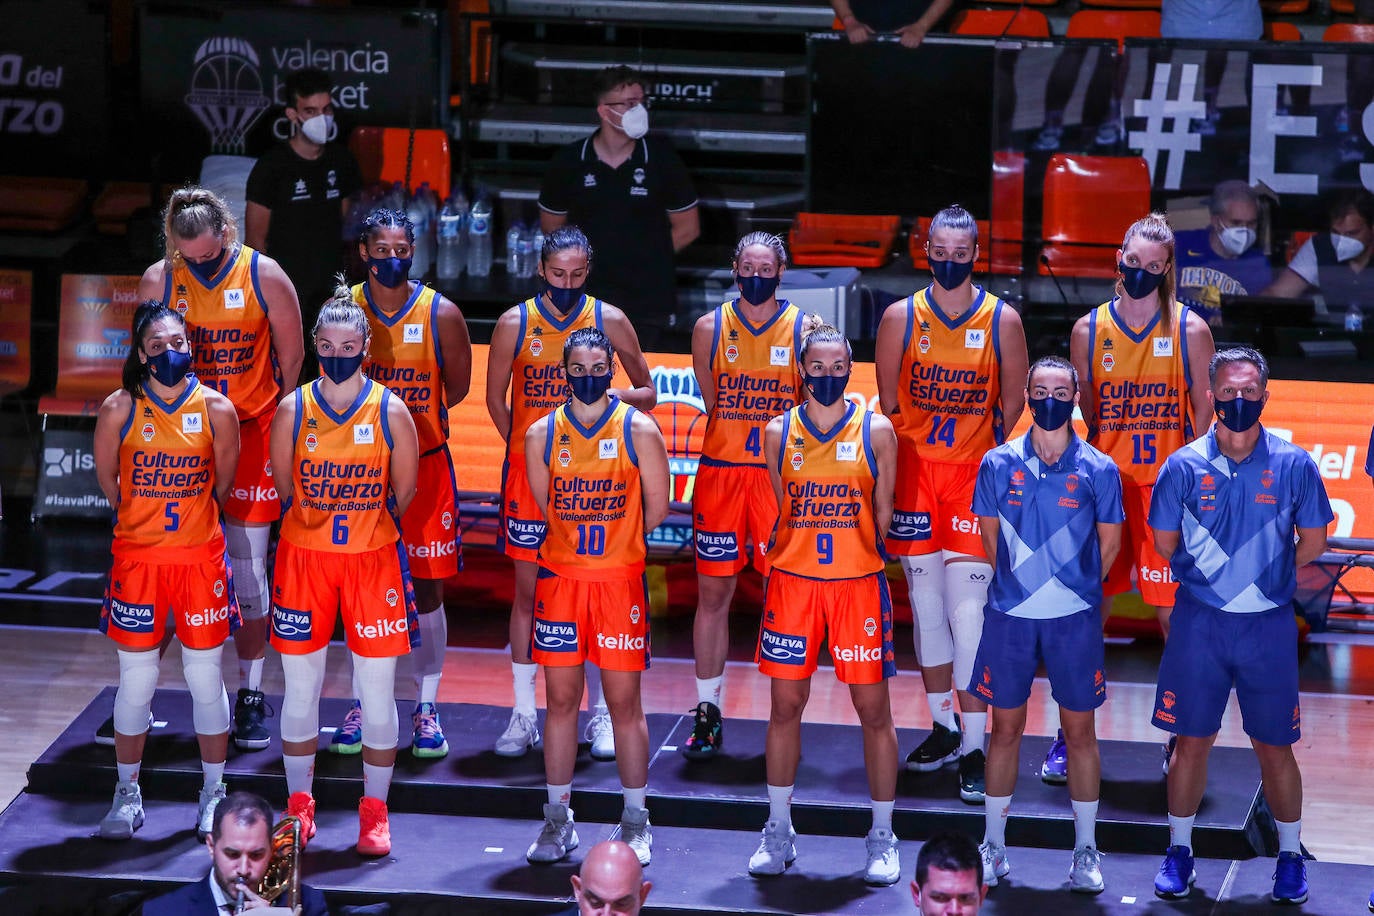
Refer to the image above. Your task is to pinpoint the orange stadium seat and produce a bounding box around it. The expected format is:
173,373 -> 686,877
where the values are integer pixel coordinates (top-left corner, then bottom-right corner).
950,8 -> 1052,37
1066,10 -> 1161,50
38,275 -> 142,418
1039,154 -> 1151,279
1263,21 -> 1305,41
977,0 -> 1059,9
1260,0 -> 1310,14
1078,0 -> 1161,11
0,176 -> 88,233
1332,0 -> 1355,13
1325,23 -> 1374,42
0,270 -> 33,399
349,127 -> 452,201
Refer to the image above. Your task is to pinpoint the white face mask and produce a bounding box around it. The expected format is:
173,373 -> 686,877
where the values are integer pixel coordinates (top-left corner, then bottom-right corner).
1218,225 -> 1255,257
299,113 -> 334,145
1333,231 -> 1366,262
618,104 -> 649,140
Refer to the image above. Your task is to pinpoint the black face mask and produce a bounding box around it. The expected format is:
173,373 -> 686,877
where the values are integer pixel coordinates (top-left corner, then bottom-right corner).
1119,262 -> 1165,299
736,274 -> 780,306
185,249 -> 226,282
929,257 -> 974,291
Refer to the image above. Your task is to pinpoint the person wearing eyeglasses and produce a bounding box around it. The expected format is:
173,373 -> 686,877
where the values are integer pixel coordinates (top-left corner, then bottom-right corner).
1174,181 -> 1272,325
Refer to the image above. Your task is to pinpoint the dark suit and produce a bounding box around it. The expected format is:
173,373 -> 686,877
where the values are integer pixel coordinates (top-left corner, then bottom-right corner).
140,873 -> 329,916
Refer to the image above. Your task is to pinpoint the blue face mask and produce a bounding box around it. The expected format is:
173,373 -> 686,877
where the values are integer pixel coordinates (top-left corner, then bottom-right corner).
736,274 -> 781,306
544,281 -> 585,315
806,373 -> 849,407
1214,395 -> 1264,433
1119,262 -> 1165,300
368,256 -> 412,289
930,257 -> 974,291
1028,395 -> 1074,431
185,250 -> 225,282
568,372 -> 613,405
319,352 -> 365,384
147,348 -> 192,387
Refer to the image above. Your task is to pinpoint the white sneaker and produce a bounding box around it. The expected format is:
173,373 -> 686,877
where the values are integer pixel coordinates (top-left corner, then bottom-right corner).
980,840 -> 1011,887
864,827 -> 901,886
1070,845 -> 1105,894
526,803 -> 578,863
586,711 -> 615,761
99,781 -> 144,840
619,805 -> 652,866
748,819 -> 797,876
495,710 -> 541,758
196,781 -> 228,841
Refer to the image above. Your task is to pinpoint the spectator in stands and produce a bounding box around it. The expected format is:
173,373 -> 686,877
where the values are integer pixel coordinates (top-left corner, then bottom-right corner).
1162,0 -> 1261,41
1265,190 -> 1374,313
1175,181 -> 1272,324
246,67 -> 363,336
555,840 -> 653,916
539,66 -> 699,348
830,0 -> 953,47
140,791 -> 328,915
911,831 -> 987,915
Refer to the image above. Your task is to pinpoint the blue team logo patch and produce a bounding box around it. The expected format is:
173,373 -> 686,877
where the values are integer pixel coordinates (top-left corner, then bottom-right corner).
695,530 -> 740,562
888,511 -> 932,542
108,598 -> 155,634
506,517 -> 546,548
759,628 -> 807,666
534,619 -> 578,653
272,606 -> 312,642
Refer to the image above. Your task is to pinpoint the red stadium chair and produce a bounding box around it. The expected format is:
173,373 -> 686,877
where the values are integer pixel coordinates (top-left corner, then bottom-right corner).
349,127 -> 451,201
1078,0 -> 1161,11
1263,21 -> 1305,41
950,8 -> 1052,38
1324,23 -> 1374,42
1066,10 -> 1161,50
1260,0 -> 1309,14
1039,154 -> 1151,279
1332,0 -> 1355,13
0,270 -> 32,400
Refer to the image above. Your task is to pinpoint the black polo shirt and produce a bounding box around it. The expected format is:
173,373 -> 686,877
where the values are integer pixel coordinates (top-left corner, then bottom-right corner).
850,0 -> 937,30
538,132 -> 697,325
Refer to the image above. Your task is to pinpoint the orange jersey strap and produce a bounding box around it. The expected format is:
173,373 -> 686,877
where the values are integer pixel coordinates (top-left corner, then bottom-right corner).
358,282 -> 450,454
508,294 -> 603,457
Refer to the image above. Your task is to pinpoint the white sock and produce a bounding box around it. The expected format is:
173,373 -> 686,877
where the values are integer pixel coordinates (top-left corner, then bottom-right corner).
116,762 -> 139,785
351,662 -> 361,703
767,784 -> 793,826
927,691 -> 956,731
548,782 -> 572,807
1047,704 -> 1061,732
960,712 -> 988,756
1168,813 -> 1195,851
239,657 -> 264,693
1275,818 -> 1301,855
1072,799 -> 1098,849
283,753 -> 315,797
585,661 -> 607,714
622,785 -> 647,811
513,662 -> 538,716
202,760 -> 226,790
696,675 -> 724,708
984,793 -> 1012,846
871,799 -> 895,833
362,762 -> 393,803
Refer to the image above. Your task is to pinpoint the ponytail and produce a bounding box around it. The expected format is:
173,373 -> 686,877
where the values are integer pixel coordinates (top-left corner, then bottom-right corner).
162,186 -> 238,262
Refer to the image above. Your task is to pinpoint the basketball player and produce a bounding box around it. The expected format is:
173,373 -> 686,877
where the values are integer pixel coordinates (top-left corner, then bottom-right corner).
748,325 -> 902,886
523,327 -> 669,867
135,187 -> 304,753
1065,212 -> 1213,782
969,356 -> 1123,895
874,205 -> 1028,803
685,231 -> 812,760
319,209 -> 472,761
93,302 -> 241,841
268,289 -> 418,857
486,226 -> 655,760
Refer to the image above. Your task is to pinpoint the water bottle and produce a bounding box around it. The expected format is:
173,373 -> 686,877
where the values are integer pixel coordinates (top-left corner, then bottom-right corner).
531,224 -> 545,273
506,221 -> 524,278
1346,303 -> 1364,332
452,190 -> 470,273
467,195 -> 493,277
519,224 -> 540,278
436,195 -> 464,281
406,188 -> 433,280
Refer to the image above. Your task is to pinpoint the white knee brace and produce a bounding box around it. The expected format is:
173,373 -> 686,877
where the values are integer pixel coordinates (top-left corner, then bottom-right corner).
945,557 -> 992,693
180,644 -> 230,735
902,554 -> 953,668
280,649 -> 328,743
114,649 -> 160,735
226,523 -> 271,620
354,653 -> 399,751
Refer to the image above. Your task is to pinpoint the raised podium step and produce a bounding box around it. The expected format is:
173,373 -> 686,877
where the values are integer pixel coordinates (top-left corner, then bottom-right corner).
472,103 -> 806,155
491,0 -> 838,31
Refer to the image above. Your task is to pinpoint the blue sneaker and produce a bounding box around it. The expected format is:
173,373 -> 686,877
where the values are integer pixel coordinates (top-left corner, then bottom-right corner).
329,701 -> 363,755
411,702 -> 450,759
1366,885 -> 1372,911
1271,851 -> 1308,904
1154,845 -> 1196,899
1041,729 -> 1067,785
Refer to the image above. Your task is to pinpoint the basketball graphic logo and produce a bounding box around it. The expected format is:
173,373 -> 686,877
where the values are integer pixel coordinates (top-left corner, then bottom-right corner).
649,366 -> 707,504
305,433 -> 318,453
141,423 -> 155,442
184,37 -> 271,154
529,338 -> 543,357
725,344 -> 739,363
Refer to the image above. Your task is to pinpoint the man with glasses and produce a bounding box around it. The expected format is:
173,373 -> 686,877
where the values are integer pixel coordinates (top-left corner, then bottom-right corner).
1175,181 -> 1271,325
539,66 -> 699,348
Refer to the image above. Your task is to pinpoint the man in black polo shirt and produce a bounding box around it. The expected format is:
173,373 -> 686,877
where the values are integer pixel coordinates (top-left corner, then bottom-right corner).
245,67 -> 362,329
539,66 -> 699,346
1265,189 -> 1374,316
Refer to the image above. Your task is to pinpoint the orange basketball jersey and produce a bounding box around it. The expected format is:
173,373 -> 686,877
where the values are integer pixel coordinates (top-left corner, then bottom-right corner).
114,378 -> 225,562
895,287 -> 1007,464
539,398 -> 645,580
280,379 -> 400,553
508,295 -> 603,459
770,402 -> 884,580
1084,299 -> 1194,484
357,282 -> 449,454
162,244 -> 279,420
700,299 -> 805,467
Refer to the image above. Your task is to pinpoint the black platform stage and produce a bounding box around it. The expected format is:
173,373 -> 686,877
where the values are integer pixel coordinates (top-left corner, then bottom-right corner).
2,689 -> 1370,914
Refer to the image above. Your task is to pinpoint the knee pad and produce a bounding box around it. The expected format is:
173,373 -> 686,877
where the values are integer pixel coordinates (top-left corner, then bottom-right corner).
945,560 -> 992,691
114,649 -> 160,735
226,523 -> 271,619
354,653 -> 399,751
180,645 -> 230,735
411,607 -> 448,681
901,554 -> 952,668
280,649 -> 328,743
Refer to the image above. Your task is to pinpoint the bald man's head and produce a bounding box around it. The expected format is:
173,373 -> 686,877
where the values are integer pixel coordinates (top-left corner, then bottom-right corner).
570,841 -> 652,915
